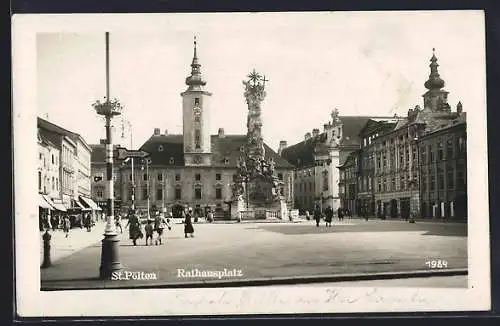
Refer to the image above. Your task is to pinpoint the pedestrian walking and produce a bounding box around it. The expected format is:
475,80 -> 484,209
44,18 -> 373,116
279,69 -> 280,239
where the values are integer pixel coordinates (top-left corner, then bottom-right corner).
63,215 -> 71,238
305,210 -> 310,220
84,213 -> 92,232
313,205 -> 322,227
207,209 -> 214,223
184,208 -> 195,238
145,219 -> 154,246
154,213 -> 171,245
115,213 -> 123,234
337,207 -> 344,221
126,212 -> 143,246
325,205 -> 334,227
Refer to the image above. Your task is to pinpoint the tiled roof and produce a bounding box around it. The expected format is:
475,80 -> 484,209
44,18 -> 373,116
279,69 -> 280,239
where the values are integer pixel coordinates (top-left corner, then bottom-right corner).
134,134 -> 293,169
38,117 -> 78,142
38,127 -> 62,149
281,116 -> 394,168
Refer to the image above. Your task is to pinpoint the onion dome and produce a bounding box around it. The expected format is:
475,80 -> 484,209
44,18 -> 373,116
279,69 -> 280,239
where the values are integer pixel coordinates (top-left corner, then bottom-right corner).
424,48 -> 445,90
185,36 -> 207,88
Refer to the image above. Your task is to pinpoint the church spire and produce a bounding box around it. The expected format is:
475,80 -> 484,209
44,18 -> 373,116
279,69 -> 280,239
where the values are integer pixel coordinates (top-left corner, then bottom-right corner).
424,48 -> 445,91
185,35 -> 207,89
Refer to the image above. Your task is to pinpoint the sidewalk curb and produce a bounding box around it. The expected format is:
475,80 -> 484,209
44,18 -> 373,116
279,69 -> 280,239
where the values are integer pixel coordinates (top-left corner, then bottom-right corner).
41,268 -> 467,290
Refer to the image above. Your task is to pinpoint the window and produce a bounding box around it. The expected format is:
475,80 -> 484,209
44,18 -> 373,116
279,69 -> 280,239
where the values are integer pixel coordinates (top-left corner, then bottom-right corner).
195,129 -> 201,149
391,177 -> 396,192
438,173 -> 445,190
438,142 -> 444,161
96,187 -> 103,198
382,178 -> 387,192
195,173 -> 201,181
322,171 -> 329,191
156,188 -> 163,200
194,186 -> 202,199
421,173 -> 427,192
51,154 -> 54,164
429,145 -> 435,163
143,173 -> 148,181
39,153 -> 42,160
52,177 -> 55,190
216,187 -> 222,199
142,187 -> 148,200
278,173 -> 283,180
38,172 -> 41,191
216,173 -> 221,181
400,176 -> 405,190
430,174 -> 436,191
447,169 -> 454,189
56,178 -> 58,191
169,157 -> 175,165
158,145 -> 164,152
175,187 -> 182,200
420,146 -> 427,165
157,173 -> 163,181
309,182 -> 313,192
194,97 -> 200,106
280,187 -> 284,196
175,173 -> 181,181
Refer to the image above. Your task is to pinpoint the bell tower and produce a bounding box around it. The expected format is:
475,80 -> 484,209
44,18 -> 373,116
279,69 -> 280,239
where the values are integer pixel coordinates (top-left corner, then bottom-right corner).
181,36 -> 213,166
422,48 -> 451,112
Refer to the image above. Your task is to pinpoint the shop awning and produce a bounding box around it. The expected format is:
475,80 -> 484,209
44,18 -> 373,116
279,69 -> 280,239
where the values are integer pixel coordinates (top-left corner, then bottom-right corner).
51,199 -> 68,212
42,195 -> 67,212
79,196 -> 102,211
73,200 -> 86,209
39,194 -> 52,209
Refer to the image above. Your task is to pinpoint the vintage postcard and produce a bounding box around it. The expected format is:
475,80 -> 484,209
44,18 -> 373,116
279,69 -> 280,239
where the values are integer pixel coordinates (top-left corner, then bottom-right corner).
13,11 -> 490,317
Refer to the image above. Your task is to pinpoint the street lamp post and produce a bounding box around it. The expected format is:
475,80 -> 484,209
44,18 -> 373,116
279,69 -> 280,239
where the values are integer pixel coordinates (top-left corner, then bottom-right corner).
92,32 -> 122,279
141,159 -> 150,218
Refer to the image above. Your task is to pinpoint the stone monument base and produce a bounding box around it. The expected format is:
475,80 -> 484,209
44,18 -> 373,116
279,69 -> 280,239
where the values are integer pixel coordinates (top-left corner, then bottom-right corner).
230,196 -> 288,221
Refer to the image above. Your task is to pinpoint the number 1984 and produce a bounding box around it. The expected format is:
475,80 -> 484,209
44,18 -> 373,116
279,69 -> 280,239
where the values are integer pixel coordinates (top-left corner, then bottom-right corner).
425,259 -> 448,269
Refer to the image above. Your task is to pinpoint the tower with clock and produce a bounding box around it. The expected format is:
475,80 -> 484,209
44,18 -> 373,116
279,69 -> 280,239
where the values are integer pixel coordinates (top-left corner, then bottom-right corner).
181,36 -> 213,166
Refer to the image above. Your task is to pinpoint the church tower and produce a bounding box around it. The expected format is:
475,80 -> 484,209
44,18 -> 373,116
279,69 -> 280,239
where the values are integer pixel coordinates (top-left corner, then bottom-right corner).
422,49 -> 451,112
181,37 -> 213,166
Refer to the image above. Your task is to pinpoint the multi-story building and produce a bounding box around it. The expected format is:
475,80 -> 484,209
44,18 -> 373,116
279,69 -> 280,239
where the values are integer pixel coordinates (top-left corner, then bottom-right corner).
37,128 -> 61,204
280,111 -> 395,214
340,50 -> 467,220
37,117 -> 97,212
90,141 -> 123,214
92,39 -> 294,219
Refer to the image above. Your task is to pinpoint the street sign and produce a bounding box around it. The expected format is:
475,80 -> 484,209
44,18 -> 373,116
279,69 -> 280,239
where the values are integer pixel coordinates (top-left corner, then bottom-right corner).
115,147 -> 150,160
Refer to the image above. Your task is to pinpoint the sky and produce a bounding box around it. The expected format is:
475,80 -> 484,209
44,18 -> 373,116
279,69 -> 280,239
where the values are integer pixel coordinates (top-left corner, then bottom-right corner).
36,11 -> 485,151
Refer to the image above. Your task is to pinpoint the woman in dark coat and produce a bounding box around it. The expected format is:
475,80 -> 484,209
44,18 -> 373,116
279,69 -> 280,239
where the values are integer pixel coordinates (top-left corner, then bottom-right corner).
184,209 -> 195,238
325,206 -> 333,227
126,212 -> 143,246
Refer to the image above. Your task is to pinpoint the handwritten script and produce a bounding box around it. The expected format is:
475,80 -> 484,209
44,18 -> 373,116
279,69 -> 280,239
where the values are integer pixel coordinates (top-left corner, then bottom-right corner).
160,287 -> 429,311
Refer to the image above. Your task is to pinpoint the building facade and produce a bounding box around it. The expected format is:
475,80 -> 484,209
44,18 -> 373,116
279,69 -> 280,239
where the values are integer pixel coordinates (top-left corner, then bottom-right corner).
90,39 -> 294,219
37,117 -> 96,212
339,50 -> 467,220
38,128 -> 61,199
280,110 -> 395,214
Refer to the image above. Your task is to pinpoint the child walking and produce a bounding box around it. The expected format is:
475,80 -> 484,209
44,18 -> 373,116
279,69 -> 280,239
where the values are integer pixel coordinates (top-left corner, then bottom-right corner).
145,219 -> 154,246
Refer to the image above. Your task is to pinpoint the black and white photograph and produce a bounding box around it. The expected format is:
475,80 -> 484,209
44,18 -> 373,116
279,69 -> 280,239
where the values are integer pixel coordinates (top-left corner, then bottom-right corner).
13,11 -> 490,316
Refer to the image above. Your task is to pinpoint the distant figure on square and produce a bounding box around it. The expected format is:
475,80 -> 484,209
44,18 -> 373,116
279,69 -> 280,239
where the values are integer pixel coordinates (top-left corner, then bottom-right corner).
325,205 -> 333,227
115,213 -> 123,234
313,205 -> 322,227
154,212 -> 171,245
145,219 -> 154,246
126,211 -> 143,246
84,212 -> 92,232
337,207 -> 344,221
184,208 -> 195,238
63,215 -> 71,238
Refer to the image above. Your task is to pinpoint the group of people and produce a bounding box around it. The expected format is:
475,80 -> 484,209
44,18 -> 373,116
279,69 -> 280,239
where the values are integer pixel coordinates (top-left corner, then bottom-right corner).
124,207 -> 197,246
39,211 -> 94,238
312,205 -> 352,227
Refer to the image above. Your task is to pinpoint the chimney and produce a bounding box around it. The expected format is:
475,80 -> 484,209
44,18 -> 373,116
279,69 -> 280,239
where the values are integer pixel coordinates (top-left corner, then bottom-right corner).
305,132 -> 311,141
154,128 -> 160,135
312,128 -> 320,137
218,128 -> 225,138
278,140 -> 287,155
99,139 -> 106,145
456,101 -> 463,114
323,123 -> 330,131
164,129 -> 168,135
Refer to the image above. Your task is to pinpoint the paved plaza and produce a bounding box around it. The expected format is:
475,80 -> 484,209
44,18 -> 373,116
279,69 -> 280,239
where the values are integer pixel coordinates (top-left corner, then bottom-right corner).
40,219 -> 467,290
